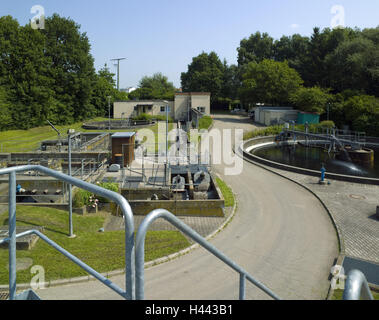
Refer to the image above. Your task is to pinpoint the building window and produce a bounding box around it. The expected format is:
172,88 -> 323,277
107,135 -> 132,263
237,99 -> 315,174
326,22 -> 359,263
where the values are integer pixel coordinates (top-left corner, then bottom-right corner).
161,106 -> 170,112
197,106 -> 206,113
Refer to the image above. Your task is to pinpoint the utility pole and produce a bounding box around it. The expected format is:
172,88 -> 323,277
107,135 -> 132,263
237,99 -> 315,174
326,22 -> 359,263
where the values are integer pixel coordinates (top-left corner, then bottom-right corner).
110,57 -> 126,90
107,96 -> 112,131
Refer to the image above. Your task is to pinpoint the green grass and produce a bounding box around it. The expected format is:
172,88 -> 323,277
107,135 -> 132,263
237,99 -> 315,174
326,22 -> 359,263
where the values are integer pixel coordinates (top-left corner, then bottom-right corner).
0,206 -> 190,284
198,116 -> 213,131
243,121 -> 336,141
331,289 -> 379,300
216,178 -> 235,208
0,117 -> 174,153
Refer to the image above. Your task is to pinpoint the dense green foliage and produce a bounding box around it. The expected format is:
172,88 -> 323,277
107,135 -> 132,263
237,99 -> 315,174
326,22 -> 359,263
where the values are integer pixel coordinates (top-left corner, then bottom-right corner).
0,14 -> 126,131
290,86 -> 332,114
129,73 -> 176,101
243,121 -> 336,140
73,182 -> 120,207
131,112 -> 173,123
182,26 -> 379,135
239,59 -> 303,106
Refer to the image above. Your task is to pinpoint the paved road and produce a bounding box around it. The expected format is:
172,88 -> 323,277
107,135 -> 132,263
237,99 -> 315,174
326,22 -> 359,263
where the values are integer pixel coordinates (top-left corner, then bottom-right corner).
36,114 -> 338,300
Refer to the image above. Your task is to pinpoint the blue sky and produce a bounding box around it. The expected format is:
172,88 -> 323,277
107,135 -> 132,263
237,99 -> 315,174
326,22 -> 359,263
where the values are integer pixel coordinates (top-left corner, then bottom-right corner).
1,0 -> 379,88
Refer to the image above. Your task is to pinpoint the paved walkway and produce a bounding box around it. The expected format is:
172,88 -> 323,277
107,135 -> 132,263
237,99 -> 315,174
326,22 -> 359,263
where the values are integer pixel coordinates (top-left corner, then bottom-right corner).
248,162 -> 379,264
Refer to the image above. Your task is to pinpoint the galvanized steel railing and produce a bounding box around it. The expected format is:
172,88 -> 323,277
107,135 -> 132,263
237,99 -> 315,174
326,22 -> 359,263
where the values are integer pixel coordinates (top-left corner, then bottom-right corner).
135,209 -> 281,300
343,269 -> 374,300
0,165 -> 135,300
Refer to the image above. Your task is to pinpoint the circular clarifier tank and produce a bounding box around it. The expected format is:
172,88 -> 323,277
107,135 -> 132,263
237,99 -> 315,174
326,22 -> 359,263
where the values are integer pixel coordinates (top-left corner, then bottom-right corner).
251,142 -> 379,178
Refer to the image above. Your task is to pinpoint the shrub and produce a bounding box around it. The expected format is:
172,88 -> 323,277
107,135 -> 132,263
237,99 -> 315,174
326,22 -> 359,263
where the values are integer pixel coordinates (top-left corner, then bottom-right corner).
198,116 -> 213,130
132,113 -> 173,123
73,189 -> 92,208
95,182 -> 119,203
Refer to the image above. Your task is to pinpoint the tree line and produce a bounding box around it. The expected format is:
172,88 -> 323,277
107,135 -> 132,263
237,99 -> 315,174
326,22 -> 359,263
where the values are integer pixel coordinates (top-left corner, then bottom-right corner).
0,14 -> 127,131
0,13 -> 378,136
180,27 -> 379,135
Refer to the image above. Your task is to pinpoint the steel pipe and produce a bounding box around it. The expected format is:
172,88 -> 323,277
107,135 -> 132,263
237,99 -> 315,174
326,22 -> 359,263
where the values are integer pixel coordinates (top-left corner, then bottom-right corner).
135,209 -> 280,300
0,165 -> 135,300
343,269 -> 374,300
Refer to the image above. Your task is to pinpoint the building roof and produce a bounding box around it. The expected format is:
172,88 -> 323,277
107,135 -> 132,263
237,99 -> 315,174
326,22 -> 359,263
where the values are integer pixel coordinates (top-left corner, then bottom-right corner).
175,92 -> 211,96
112,132 -> 136,138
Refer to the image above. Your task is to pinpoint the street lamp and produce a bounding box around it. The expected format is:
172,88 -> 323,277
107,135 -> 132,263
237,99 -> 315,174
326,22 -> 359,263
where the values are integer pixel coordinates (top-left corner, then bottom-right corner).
163,100 -> 170,185
107,96 -> 112,131
327,102 -> 332,121
67,128 -> 76,238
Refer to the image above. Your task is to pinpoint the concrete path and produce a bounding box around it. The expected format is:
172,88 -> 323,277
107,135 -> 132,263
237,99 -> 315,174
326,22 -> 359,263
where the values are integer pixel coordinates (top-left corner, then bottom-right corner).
35,114 -> 338,300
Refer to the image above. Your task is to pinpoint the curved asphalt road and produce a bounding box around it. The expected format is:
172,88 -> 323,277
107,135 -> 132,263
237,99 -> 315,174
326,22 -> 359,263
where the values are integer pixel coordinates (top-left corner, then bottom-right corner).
36,114 -> 338,300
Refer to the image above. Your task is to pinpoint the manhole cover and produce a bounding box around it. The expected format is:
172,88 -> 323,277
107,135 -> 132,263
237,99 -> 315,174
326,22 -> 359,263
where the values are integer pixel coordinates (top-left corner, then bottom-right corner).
349,194 -> 366,200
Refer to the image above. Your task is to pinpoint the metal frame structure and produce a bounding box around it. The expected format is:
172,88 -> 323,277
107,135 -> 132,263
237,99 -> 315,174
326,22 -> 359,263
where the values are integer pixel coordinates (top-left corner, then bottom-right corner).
135,209 -> 281,300
343,269 -> 374,300
0,165 -> 135,300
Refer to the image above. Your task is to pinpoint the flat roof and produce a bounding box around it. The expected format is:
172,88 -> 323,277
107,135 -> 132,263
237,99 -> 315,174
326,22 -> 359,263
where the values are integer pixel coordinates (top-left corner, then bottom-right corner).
175,92 -> 211,96
112,132 -> 136,138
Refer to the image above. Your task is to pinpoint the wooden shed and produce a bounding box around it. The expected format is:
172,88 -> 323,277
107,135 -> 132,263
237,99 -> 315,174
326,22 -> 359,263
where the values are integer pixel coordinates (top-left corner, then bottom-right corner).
111,132 -> 136,167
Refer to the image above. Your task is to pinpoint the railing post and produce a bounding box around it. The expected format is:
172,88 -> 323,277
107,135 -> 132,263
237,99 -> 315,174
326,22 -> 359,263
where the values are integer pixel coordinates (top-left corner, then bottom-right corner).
239,273 -> 246,300
8,171 -> 16,300
68,131 -> 74,237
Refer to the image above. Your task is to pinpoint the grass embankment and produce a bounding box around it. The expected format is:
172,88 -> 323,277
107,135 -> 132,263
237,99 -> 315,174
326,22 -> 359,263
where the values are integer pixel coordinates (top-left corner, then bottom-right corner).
198,116 -> 213,131
216,177 -> 234,208
332,289 -> 379,300
0,206 -> 190,284
0,117 -> 174,153
243,121 -> 336,141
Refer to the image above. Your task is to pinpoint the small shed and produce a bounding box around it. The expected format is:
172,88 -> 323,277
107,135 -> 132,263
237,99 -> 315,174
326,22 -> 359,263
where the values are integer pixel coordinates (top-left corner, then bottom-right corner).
297,112 -> 320,125
111,132 -> 136,167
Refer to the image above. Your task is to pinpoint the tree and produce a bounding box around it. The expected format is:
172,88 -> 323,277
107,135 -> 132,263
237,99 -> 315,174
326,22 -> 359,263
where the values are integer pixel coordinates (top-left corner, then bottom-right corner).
237,32 -> 274,66
181,52 -> 224,103
91,64 -> 128,117
239,59 -> 303,105
129,72 -> 175,100
290,87 -> 331,114
42,14 -> 97,123
325,36 -> 379,96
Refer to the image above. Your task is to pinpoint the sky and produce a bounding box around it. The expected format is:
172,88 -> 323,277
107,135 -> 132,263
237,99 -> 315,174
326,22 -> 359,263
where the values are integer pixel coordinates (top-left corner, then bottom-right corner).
1,0 -> 379,88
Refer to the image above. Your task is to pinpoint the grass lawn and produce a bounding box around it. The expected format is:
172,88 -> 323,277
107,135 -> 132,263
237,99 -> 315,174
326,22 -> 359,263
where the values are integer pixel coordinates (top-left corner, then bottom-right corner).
0,206 -> 190,285
216,177 -> 235,208
198,116 -> 213,131
0,117 -> 174,153
331,289 -> 379,300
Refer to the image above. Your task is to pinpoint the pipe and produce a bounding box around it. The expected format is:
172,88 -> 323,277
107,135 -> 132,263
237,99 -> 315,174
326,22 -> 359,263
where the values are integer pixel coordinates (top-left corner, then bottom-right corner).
343,269 -> 374,300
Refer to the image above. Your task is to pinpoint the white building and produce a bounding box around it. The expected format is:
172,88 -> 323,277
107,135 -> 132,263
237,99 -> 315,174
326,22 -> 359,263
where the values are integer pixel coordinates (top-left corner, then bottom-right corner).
113,92 -> 211,122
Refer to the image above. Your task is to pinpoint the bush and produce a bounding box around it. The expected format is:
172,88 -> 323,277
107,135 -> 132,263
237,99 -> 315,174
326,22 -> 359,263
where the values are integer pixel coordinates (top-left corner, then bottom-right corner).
243,125 -> 283,140
132,113 -> 173,123
95,182 -> 119,203
73,189 -> 92,208
198,116 -> 213,130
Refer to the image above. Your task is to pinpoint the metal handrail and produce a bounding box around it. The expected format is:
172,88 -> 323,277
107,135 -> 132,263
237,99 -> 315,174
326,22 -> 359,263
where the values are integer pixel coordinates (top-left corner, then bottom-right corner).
0,229 -> 126,298
135,209 -> 281,300
343,270 -> 374,300
0,165 -> 135,300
